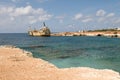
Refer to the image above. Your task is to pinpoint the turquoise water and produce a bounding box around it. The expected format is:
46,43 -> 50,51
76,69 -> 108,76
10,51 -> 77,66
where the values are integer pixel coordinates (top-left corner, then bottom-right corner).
0,33 -> 120,72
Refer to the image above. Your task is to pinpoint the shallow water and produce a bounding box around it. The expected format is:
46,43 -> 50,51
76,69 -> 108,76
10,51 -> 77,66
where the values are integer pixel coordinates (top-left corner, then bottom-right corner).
0,33 -> 120,72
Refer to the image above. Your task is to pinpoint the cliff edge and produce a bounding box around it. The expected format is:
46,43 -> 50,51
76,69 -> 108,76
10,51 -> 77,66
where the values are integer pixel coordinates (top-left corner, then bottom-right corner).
0,46 -> 120,80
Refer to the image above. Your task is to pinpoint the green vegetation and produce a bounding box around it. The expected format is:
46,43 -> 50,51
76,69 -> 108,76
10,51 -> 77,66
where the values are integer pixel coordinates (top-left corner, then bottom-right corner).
88,28 -> 120,32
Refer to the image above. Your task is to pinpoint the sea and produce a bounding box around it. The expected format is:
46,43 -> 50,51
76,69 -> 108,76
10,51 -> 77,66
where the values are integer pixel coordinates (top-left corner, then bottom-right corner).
0,33 -> 120,72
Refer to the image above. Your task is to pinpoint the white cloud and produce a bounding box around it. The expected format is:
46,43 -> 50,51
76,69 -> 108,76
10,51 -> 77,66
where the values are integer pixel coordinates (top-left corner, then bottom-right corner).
11,6 -> 33,16
73,13 -> 93,23
82,18 -> 93,23
97,12 -> 115,23
106,13 -> 115,17
0,5 -> 53,32
10,6 -> 48,17
96,9 -> 106,16
74,13 -> 83,20
97,17 -> 105,22
0,5 -> 52,22
0,7 -> 13,14
74,9 -> 118,27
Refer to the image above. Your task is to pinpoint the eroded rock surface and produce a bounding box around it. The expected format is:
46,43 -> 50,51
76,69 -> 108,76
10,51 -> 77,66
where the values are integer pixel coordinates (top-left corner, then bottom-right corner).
0,46 -> 120,80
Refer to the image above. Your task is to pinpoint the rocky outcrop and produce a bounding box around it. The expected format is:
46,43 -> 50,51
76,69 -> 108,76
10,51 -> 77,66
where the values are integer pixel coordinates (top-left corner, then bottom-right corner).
0,46 -> 120,80
51,31 -> 120,38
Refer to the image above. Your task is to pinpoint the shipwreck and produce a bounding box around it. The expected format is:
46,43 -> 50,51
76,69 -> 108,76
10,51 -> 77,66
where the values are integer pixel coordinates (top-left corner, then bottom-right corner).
28,22 -> 51,37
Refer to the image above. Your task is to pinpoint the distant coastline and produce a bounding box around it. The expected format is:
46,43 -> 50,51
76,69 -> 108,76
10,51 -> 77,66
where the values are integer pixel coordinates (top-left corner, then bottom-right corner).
27,22 -> 120,38
51,28 -> 120,38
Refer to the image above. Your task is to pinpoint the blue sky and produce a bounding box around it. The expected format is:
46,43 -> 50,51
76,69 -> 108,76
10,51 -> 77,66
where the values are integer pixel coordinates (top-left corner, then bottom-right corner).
0,0 -> 120,33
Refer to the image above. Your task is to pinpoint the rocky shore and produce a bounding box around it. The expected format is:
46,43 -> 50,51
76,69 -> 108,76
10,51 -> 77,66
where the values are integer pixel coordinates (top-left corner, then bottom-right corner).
0,46 -> 120,80
51,30 -> 120,38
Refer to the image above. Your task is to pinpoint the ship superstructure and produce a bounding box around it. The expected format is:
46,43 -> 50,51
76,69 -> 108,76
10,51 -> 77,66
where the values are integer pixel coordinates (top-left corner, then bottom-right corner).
28,22 -> 51,37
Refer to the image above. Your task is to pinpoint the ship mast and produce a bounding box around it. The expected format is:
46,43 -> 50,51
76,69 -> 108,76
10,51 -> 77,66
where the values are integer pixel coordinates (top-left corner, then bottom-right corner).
43,22 -> 46,27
